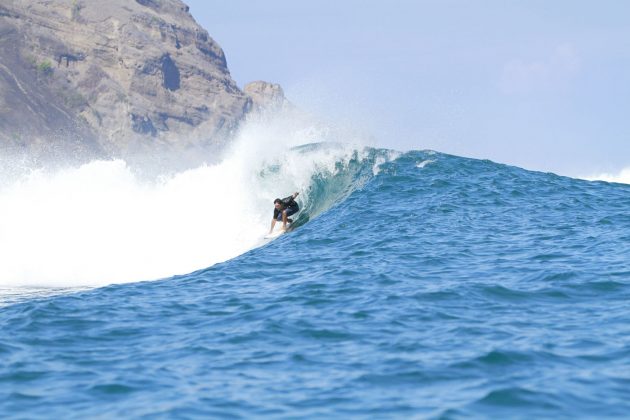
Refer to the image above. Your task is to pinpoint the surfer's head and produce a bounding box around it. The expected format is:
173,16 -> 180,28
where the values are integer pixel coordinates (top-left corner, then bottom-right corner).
274,198 -> 282,209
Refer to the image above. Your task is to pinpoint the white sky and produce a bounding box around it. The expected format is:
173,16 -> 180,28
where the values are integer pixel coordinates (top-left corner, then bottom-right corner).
186,0 -> 630,177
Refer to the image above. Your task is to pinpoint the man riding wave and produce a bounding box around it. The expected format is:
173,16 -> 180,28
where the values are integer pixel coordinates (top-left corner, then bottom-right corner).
270,192 -> 299,234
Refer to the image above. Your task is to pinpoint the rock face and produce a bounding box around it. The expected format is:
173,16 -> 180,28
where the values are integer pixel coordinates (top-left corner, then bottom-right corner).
243,81 -> 287,113
0,0 -> 261,164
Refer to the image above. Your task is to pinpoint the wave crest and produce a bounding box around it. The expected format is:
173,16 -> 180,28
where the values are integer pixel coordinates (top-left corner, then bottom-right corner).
584,167 -> 630,185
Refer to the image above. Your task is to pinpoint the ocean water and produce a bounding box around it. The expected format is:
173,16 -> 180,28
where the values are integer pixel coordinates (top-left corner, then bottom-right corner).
1,142 -> 630,418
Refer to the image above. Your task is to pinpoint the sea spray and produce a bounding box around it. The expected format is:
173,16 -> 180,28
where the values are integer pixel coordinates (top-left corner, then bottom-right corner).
584,167 -> 630,185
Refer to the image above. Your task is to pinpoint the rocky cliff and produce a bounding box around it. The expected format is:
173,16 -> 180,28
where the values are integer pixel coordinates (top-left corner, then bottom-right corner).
243,81 -> 287,113
0,0 -> 284,165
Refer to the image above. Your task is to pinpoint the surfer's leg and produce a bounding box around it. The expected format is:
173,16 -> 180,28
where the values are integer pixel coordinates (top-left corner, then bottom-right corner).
285,206 -> 298,218
281,210 -> 288,228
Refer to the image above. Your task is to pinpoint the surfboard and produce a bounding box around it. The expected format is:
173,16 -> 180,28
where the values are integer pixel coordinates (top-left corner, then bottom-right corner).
264,228 -> 286,239
264,221 -> 297,239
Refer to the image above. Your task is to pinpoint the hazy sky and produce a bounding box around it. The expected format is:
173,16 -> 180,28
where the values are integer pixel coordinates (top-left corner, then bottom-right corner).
186,1 -> 630,176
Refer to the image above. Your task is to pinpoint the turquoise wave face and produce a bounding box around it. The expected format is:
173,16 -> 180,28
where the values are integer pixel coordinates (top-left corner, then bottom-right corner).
1,150 -> 630,418
282,144 -> 396,227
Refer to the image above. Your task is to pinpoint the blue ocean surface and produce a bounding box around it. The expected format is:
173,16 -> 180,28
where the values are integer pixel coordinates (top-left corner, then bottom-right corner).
1,148 -> 630,418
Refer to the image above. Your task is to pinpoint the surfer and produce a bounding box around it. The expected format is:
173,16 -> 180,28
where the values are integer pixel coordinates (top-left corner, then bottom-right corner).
270,192 -> 300,233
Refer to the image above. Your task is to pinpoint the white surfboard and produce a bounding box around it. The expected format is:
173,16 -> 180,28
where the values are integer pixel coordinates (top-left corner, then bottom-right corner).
264,228 -> 286,239
264,223 -> 293,239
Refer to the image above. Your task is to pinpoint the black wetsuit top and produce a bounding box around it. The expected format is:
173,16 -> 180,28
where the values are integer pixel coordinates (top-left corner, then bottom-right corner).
273,195 -> 299,219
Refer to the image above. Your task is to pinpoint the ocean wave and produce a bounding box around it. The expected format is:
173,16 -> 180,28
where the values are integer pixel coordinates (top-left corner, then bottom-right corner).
1,148 -> 630,417
0,113 -> 392,288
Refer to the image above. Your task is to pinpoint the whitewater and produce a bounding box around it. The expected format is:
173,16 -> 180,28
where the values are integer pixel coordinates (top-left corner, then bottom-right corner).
1,114 -> 630,418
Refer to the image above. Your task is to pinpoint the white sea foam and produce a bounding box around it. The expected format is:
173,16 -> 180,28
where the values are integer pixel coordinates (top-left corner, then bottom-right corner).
416,159 -> 435,168
583,167 -> 630,185
0,111 -> 367,287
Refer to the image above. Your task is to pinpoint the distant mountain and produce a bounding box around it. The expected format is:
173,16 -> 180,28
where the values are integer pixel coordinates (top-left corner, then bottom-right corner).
0,0 -> 284,165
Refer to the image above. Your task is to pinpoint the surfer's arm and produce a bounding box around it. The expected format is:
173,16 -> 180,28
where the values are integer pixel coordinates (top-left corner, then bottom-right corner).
282,192 -> 300,205
269,218 -> 277,233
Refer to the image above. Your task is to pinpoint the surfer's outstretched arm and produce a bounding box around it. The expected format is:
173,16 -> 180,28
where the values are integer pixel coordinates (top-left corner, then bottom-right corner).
281,192 -> 299,205
269,219 -> 277,234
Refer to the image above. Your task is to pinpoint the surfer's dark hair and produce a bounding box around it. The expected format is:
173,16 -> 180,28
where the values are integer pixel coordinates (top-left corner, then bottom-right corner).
274,198 -> 282,205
